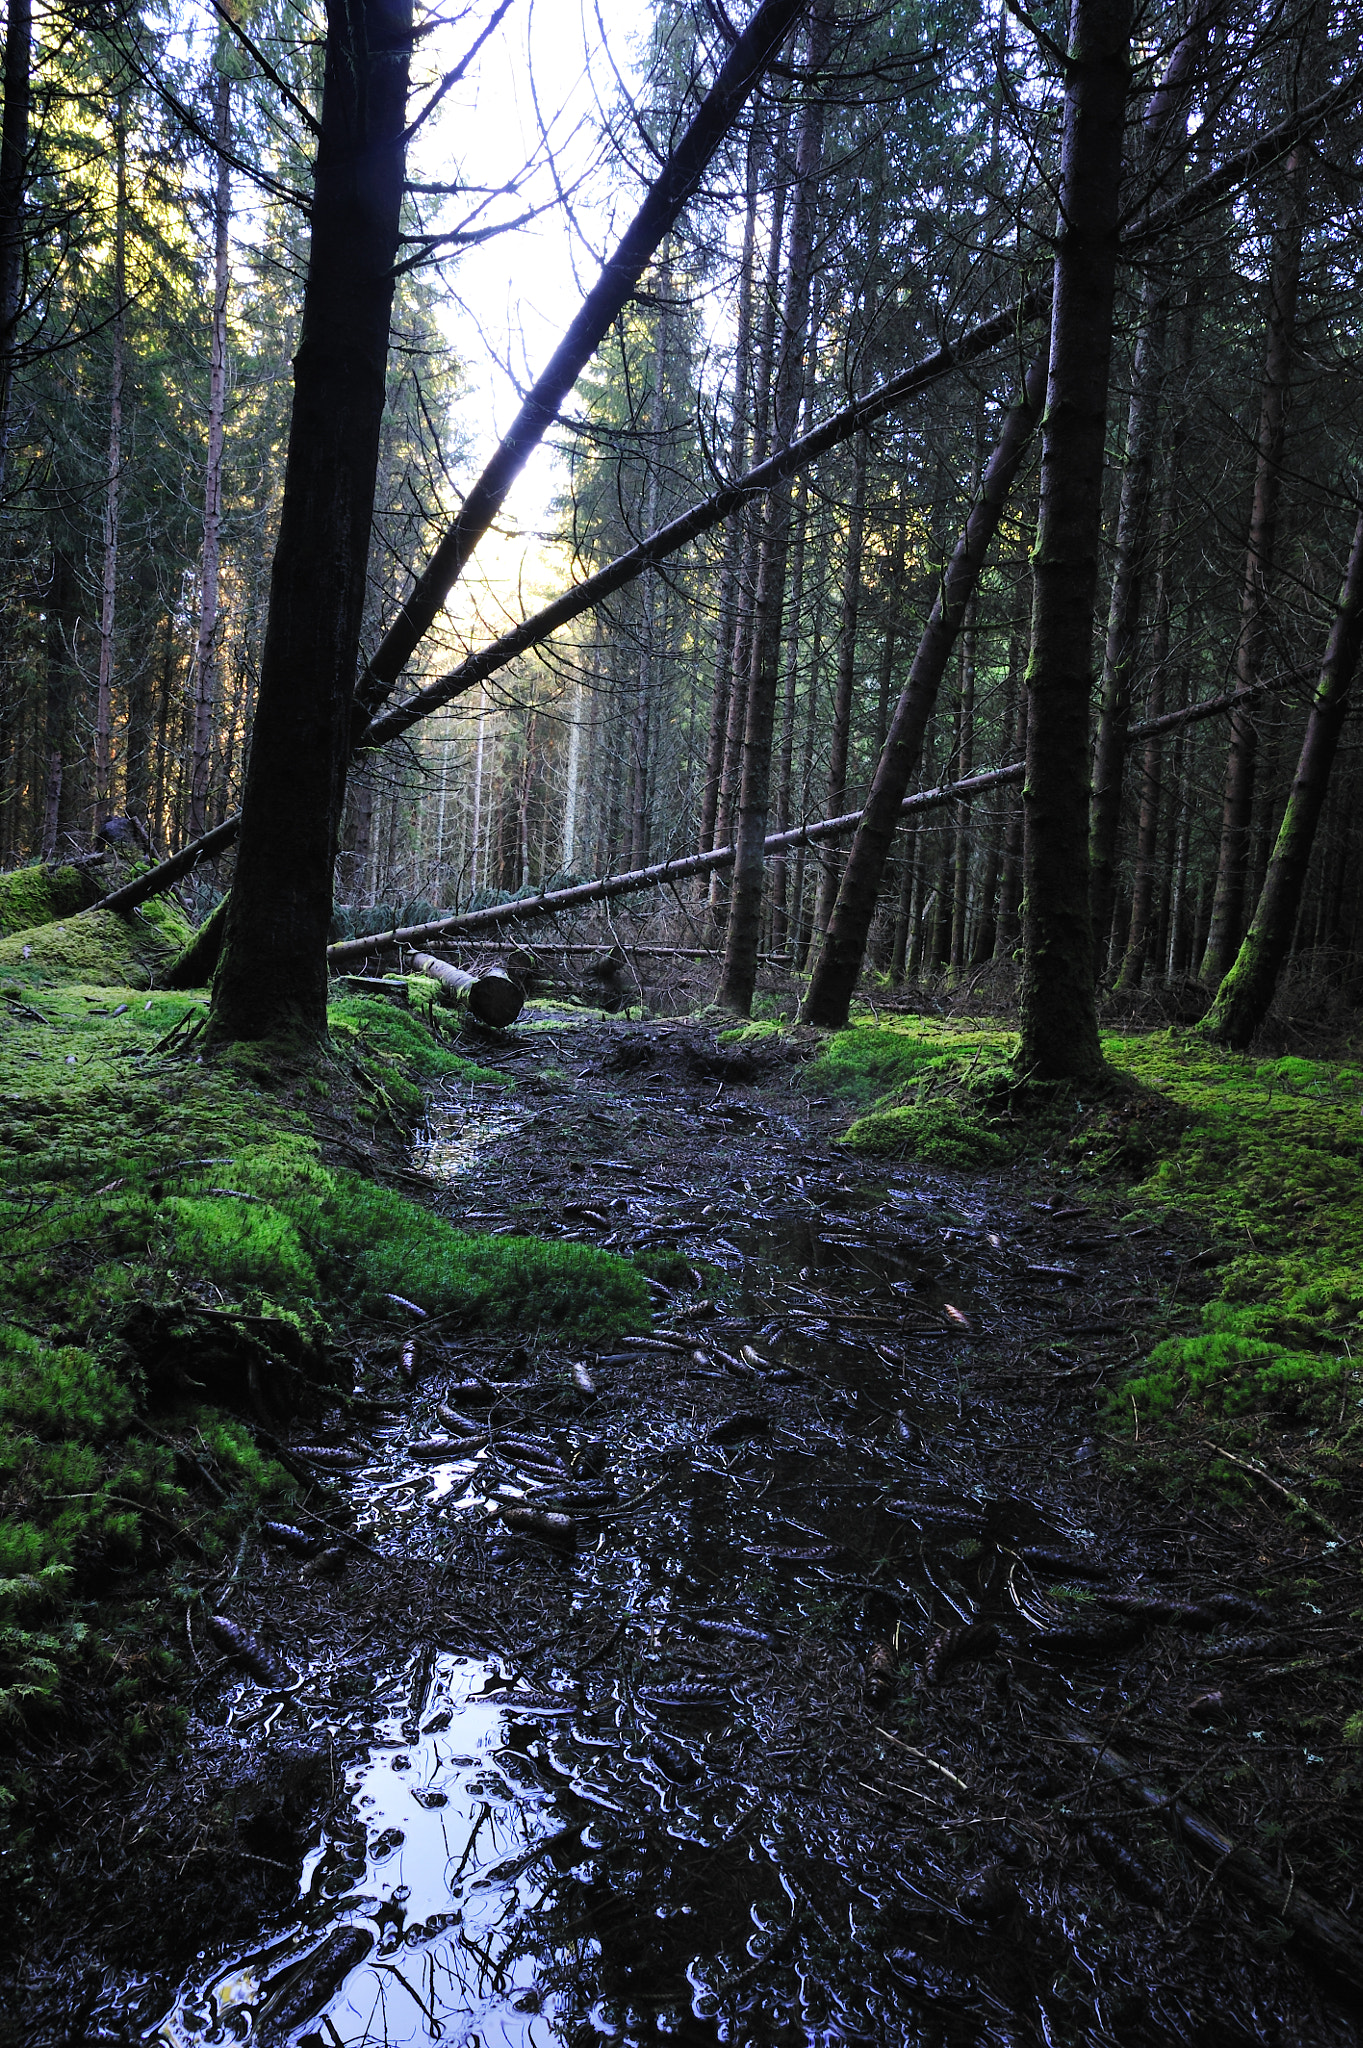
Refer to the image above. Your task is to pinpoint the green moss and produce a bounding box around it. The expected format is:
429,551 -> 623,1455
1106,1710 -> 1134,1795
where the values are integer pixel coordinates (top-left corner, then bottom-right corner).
0,971 -> 644,1738
0,899 -> 192,988
840,1101 -> 1013,1166
0,863 -> 101,938
816,1016 -> 1013,1105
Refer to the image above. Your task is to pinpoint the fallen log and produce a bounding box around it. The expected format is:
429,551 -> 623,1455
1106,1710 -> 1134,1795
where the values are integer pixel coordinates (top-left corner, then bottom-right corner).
410,951 -> 524,1026
1064,1733 -> 1363,1992
327,686 -> 1265,961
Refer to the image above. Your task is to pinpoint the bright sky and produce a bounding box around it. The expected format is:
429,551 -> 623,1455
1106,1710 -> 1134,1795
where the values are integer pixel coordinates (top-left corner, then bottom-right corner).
410,0 -> 648,649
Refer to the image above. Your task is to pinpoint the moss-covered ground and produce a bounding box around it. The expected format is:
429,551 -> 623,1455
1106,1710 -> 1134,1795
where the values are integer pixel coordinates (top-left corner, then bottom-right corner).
809,1013 -> 1363,1513
0,901 -> 649,1791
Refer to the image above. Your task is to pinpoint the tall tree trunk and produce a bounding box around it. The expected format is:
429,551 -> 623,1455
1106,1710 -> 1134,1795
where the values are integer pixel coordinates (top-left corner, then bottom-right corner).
699,113 -> 762,859
717,0 -> 832,1015
1199,150 -> 1303,988
711,151 -> 788,893
1202,509 -> 1363,1048
0,0 -> 30,496
189,66 -> 232,842
1087,281 -> 1168,951
631,258 -> 672,869
211,0 -> 413,1043
948,597 -> 977,979
800,351 -> 1046,1029
93,104 -> 126,836
812,423 -> 868,936
1115,284 -> 1197,988
769,446 -> 810,954
39,538 -> 77,860
1015,0 -> 1132,1084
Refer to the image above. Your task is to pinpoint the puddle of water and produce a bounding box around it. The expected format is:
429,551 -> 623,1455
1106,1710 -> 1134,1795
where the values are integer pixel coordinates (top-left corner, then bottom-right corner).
415,1098 -> 527,1182
153,1656 -> 573,2048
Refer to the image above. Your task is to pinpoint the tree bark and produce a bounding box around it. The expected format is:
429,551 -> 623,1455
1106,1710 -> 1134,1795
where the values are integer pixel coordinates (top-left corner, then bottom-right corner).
1115,283 -> 1197,988
210,0 -> 414,1043
1087,281 -> 1167,951
1199,150 -> 1303,988
800,350 -> 1046,1029
1202,508 -> 1363,1048
189,66 -> 232,843
93,105 -> 126,837
0,0 -> 31,497
1016,0 -> 1132,1084
698,114 -> 762,860
39,537 -> 77,861
716,0 -> 832,1015
812,422 -> 868,938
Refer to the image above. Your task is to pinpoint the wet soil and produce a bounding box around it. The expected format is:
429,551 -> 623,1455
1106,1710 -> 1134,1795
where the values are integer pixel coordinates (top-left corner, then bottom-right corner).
10,1017 -> 1363,2046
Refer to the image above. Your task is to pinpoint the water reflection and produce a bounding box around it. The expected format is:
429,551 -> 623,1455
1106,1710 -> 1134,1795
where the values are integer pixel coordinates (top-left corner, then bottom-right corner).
153,1657 -> 563,2048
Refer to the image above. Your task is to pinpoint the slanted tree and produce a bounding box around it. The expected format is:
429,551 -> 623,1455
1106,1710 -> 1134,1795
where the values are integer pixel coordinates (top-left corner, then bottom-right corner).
1202,507 -> 1363,1048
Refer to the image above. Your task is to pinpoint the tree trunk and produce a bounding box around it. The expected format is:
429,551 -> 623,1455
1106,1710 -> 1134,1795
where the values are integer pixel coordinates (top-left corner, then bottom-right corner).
717,0 -> 832,1016
711,147 -> 788,889
0,0 -> 31,495
948,598 -> 977,979
210,0 -> 414,1044
1015,0 -> 1132,1084
1199,150 -> 1303,988
39,538 -> 77,861
800,350 -> 1046,1029
93,104 -> 126,837
1087,279 -> 1168,952
1115,284 -> 1197,989
698,114 -> 762,860
1202,508 -> 1363,1048
812,422 -> 868,938
189,66 -> 232,843
769,438 -> 811,954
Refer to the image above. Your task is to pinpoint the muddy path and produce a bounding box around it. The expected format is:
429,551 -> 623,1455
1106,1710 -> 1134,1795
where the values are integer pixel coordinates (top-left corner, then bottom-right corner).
29,1018 -> 1363,2046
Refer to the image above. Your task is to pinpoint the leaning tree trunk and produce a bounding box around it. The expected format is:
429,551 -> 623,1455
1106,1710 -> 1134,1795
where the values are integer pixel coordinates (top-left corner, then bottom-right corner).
210,0 -> 414,1044
1199,148 -> 1303,989
189,65 -> 232,843
800,350 -> 1046,1030
1202,508 -> 1363,1049
1015,0 -> 1132,1085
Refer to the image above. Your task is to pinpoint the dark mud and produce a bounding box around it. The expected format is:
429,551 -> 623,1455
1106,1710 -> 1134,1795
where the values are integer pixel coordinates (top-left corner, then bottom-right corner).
13,1018 -> 1363,2046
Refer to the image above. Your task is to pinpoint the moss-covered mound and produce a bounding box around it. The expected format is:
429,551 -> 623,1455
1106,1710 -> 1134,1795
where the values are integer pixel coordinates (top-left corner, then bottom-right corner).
0,860 -> 106,937
841,1100 -> 1012,1166
0,897 -> 192,986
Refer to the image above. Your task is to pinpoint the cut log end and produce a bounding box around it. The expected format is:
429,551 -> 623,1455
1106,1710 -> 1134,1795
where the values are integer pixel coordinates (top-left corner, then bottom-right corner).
410,952 -> 525,1027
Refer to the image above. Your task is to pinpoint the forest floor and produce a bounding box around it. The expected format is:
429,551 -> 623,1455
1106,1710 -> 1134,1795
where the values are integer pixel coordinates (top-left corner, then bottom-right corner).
2,936 -> 1362,2044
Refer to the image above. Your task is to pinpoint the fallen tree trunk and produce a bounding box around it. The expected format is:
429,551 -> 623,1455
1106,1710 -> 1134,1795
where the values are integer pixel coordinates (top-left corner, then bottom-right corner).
327,683 -> 1272,963
409,952 -> 524,1026
1065,1733 -> 1363,1993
